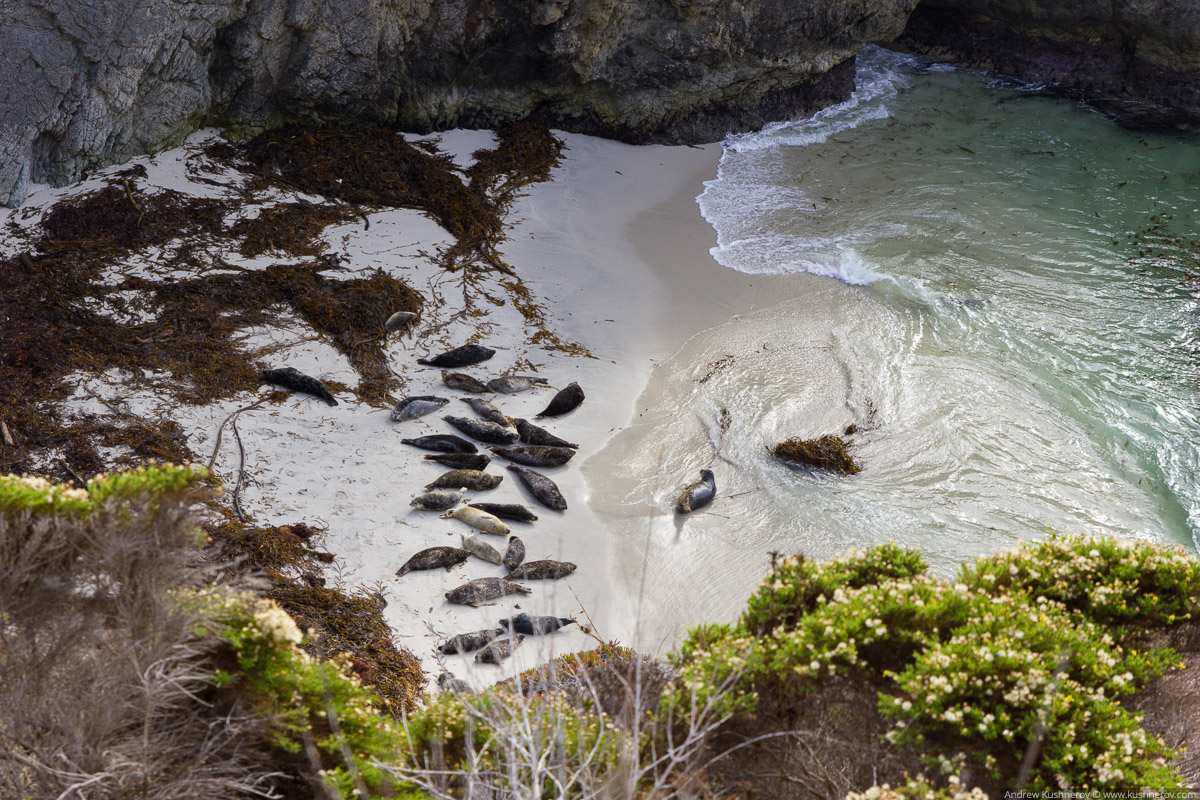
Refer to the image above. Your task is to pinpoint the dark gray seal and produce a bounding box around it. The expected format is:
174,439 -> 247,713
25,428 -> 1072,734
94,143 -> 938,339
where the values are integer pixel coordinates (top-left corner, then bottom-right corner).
507,465 -> 567,511
535,382 -> 584,418
445,577 -> 532,606
499,612 -> 576,635
424,469 -> 503,491
391,395 -> 449,422
514,418 -> 578,449
437,628 -> 504,654
490,445 -> 575,467
442,371 -> 491,394
396,546 -> 471,577
410,488 -> 467,511
502,536 -> 526,571
676,469 -> 716,514
475,635 -> 524,664
505,560 -> 577,580
261,367 -> 338,406
444,415 -> 519,445
436,672 -> 474,695
418,344 -> 496,368
461,397 -> 511,426
487,375 -> 549,394
401,434 -> 478,454
425,452 -> 492,470
467,502 -> 538,523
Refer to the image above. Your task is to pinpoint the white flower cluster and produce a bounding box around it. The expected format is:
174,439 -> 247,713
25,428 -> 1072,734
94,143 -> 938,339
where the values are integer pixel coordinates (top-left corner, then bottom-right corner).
254,602 -> 304,645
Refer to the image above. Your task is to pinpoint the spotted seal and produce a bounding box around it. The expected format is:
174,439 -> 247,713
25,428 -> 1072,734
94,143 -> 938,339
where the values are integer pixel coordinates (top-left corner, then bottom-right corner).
467,502 -> 538,523
437,628 -> 504,654
391,395 -> 449,422
461,533 -> 503,565
424,469 -> 503,491
261,366 -> 338,406
675,469 -> 716,514
513,418 -> 578,449
507,465 -> 567,511
486,375 -> 548,394
410,488 -> 467,511
385,311 -> 417,333
461,397 -> 511,426
442,371 -> 490,394
499,613 -> 576,635
444,504 -> 510,535
418,344 -> 496,368
396,546 -> 470,576
401,434 -> 477,454
535,382 -> 584,418
424,452 -> 491,470
445,578 -> 531,606
490,445 -> 575,467
502,536 -> 525,570
505,559 -> 577,580
475,635 -> 524,664
444,415 -> 519,445
436,672 -> 474,695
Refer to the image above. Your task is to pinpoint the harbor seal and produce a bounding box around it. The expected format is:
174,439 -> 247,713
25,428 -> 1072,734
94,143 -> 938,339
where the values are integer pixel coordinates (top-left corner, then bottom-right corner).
410,488 -> 467,511
437,628 -> 504,654
467,502 -> 538,523
391,395 -> 448,422
475,635 -> 524,664
499,612 -> 576,635
505,559 -> 577,580
442,371 -> 491,394
514,418 -> 578,449
385,311 -> 417,333
502,536 -> 525,571
490,445 -> 575,468
444,415 -> 519,445
424,452 -> 491,471
445,577 -> 531,606
401,434 -> 478,454
436,672 -> 474,695
261,366 -> 338,406
507,465 -> 567,511
535,382 -> 584,418
396,546 -> 471,577
461,533 -> 503,565
486,375 -> 548,394
424,469 -> 503,491
444,504 -> 511,535
418,344 -> 496,368
460,397 -> 511,426
676,469 -> 716,514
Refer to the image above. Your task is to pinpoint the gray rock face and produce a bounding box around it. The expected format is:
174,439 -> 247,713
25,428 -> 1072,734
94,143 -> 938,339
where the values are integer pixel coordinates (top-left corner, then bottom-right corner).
896,1 -> 1200,131
0,0 -> 921,207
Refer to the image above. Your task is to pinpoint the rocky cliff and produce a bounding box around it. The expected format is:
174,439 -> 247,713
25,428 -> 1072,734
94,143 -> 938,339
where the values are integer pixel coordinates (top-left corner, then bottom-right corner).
0,0 -> 920,207
896,0 -> 1200,131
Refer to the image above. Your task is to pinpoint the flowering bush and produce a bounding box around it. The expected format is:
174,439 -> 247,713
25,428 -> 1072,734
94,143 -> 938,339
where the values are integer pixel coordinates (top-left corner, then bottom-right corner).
0,462 -> 208,515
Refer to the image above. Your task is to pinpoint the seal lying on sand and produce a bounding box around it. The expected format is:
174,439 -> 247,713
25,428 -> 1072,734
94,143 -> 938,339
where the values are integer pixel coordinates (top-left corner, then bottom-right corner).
401,434 -> 477,453
536,382 -> 584,417
410,488 -> 467,511
436,672 -> 474,694
396,546 -> 470,576
261,367 -> 339,406
424,469 -> 503,491
487,375 -> 548,394
507,465 -> 567,510
444,415 -> 519,445
490,445 -> 575,467
461,533 -> 503,565
445,577 -> 531,606
502,536 -> 525,570
505,560 -> 577,580
467,502 -> 538,523
514,418 -> 578,449
425,452 -> 491,470
385,311 -> 418,333
391,395 -> 448,421
499,612 -> 576,635
475,635 -> 524,664
676,469 -> 716,514
461,397 -> 511,426
444,504 -> 510,535
418,344 -> 496,368
438,628 -> 504,654
443,371 -> 490,393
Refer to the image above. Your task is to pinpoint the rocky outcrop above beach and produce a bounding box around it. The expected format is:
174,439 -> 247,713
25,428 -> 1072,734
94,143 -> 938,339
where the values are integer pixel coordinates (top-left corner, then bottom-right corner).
896,0 -> 1200,131
0,0 -> 920,207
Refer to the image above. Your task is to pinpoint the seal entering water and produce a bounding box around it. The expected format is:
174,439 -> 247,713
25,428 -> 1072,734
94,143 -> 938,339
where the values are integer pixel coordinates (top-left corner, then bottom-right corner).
676,469 -> 716,514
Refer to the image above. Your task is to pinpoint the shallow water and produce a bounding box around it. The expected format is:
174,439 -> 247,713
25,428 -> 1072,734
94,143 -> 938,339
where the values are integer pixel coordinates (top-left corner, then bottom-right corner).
591,47 -> 1200,652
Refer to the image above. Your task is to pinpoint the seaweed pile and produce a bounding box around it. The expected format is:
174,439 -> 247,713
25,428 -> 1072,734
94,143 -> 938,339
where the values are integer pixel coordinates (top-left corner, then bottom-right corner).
772,435 -> 861,475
